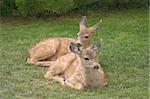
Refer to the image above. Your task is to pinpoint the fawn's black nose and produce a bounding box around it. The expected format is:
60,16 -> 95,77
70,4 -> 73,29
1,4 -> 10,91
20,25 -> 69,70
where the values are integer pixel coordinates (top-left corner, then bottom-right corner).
93,65 -> 99,69
76,43 -> 81,47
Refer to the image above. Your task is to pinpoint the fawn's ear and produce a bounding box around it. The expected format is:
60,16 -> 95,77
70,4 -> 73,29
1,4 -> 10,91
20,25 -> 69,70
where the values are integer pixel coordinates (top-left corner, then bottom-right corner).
89,19 -> 102,32
80,16 -> 87,31
69,42 -> 80,53
90,41 -> 101,51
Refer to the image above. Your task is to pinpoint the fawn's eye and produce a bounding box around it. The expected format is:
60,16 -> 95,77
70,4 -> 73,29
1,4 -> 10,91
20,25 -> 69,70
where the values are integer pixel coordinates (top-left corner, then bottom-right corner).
84,57 -> 90,60
84,36 -> 89,38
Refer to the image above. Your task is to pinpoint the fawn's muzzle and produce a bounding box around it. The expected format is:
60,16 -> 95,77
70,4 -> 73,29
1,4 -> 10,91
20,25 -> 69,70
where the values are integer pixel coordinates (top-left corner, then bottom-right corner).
93,65 -> 99,69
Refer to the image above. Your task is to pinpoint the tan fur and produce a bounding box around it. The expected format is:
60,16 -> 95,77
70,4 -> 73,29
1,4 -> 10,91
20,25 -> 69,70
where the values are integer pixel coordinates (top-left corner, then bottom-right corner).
27,16 -> 102,66
44,43 -> 107,90
27,38 -> 75,64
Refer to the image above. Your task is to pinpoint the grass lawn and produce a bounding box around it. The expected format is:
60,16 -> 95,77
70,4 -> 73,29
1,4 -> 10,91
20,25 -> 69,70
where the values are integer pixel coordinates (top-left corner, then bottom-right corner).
0,8 -> 149,99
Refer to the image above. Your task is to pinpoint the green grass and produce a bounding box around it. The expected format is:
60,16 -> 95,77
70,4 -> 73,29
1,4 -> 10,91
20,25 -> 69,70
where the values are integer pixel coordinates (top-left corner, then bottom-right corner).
0,8 -> 149,99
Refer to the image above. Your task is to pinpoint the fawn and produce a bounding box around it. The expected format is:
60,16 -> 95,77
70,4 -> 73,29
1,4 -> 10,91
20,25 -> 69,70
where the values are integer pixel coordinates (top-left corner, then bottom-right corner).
44,42 -> 108,90
27,16 -> 102,66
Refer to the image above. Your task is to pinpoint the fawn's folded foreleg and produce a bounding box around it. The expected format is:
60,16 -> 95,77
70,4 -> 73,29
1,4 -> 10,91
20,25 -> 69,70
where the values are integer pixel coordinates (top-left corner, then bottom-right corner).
44,53 -> 77,78
36,61 -> 54,67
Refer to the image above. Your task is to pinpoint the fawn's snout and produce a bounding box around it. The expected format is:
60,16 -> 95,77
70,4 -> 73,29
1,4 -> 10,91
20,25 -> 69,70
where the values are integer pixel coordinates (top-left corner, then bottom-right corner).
93,65 -> 100,69
76,43 -> 81,47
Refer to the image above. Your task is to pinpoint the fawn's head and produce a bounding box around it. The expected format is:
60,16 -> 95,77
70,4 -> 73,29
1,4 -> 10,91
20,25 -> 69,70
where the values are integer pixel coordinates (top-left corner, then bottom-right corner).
69,41 -> 101,69
69,41 -> 108,87
76,16 -> 102,47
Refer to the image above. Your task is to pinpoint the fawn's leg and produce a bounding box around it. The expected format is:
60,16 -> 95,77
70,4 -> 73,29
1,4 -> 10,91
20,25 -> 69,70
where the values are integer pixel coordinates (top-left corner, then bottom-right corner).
64,68 -> 87,90
52,75 -> 65,85
26,58 -> 38,64
27,56 -> 56,66
44,62 -> 72,79
44,53 -> 77,78
64,76 -> 85,90
35,56 -> 57,66
36,61 -> 54,67
27,40 -> 60,66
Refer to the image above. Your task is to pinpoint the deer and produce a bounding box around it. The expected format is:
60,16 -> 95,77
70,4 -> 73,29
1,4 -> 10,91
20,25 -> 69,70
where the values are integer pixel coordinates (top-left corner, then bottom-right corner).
44,42 -> 108,90
27,16 -> 102,66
